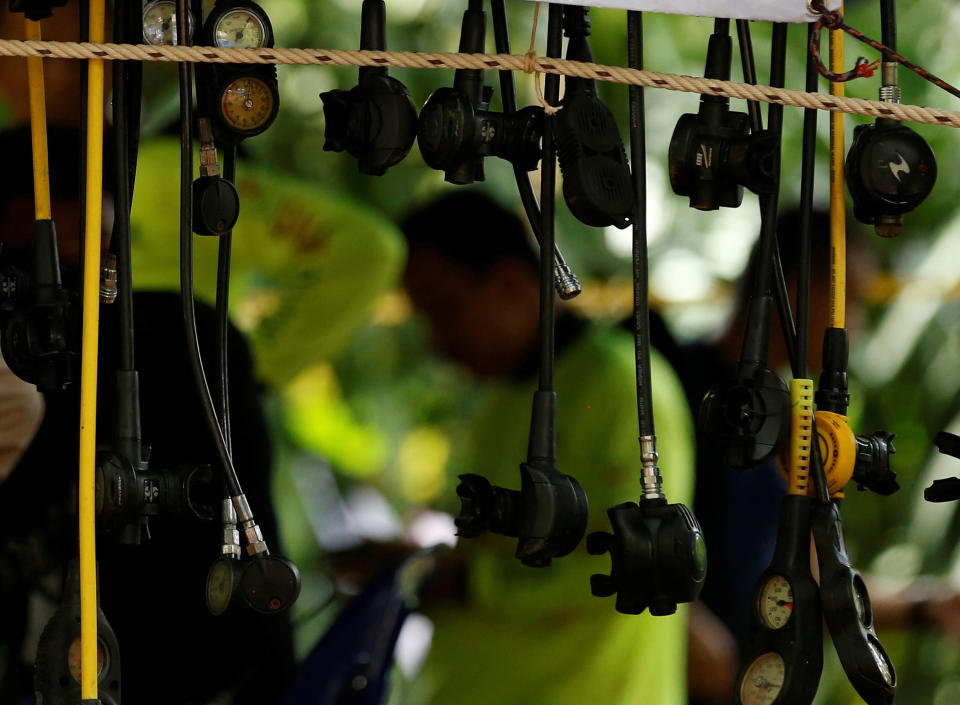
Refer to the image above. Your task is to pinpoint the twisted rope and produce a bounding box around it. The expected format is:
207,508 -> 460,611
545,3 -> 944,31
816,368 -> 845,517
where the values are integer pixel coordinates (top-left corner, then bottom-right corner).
1,38 -> 959,127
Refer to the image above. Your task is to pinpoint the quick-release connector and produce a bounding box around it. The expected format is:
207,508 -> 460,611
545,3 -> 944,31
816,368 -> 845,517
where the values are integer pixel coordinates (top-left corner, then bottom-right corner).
639,434 -> 664,500
232,493 -> 269,556
221,497 -> 242,559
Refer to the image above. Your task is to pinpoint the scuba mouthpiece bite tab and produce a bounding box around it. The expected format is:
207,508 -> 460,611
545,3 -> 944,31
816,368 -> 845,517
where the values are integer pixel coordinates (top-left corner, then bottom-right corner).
669,20 -> 778,211
418,0 -> 543,185
321,0 -> 418,176
554,6 -> 633,229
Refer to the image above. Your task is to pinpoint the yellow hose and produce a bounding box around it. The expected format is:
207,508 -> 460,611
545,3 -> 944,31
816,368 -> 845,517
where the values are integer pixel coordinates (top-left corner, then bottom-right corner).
24,19 -> 51,221
828,4 -> 846,329
79,0 -> 106,698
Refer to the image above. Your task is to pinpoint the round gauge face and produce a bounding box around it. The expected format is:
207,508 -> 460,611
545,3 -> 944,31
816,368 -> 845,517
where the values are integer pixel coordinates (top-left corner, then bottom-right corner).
220,77 -> 277,134
868,638 -> 895,686
740,652 -> 785,705
206,558 -> 238,616
142,0 -> 194,46
67,637 -> 106,683
214,8 -> 267,49
759,575 -> 794,629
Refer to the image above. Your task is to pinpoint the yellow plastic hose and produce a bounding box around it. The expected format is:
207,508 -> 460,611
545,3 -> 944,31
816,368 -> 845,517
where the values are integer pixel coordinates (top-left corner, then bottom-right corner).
79,0 -> 106,698
24,19 -> 51,221
829,3 -> 846,329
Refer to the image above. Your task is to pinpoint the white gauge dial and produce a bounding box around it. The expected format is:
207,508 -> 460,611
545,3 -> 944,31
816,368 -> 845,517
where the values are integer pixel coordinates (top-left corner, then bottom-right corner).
214,8 -> 267,49
759,575 -> 794,629
142,0 -> 194,46
740,652 -> 785,705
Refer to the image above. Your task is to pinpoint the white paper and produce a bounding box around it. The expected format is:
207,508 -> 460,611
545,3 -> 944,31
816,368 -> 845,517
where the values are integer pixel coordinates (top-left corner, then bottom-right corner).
520,0 -> 841,23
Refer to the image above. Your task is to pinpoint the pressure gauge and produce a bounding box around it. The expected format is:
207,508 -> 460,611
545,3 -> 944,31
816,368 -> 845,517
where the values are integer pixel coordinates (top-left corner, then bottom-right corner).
219,76 -> 278,136
740,652 -> 785,705
67,637 -> 107,682
206,556 -> 242,616
758,575 -> 794,630
214,7 -> 267,48
142,0 -> 194,46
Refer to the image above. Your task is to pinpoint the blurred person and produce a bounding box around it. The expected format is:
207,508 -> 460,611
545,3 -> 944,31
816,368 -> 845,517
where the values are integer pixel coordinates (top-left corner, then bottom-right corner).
400,191 -> 714,705
0,126 -> 295,704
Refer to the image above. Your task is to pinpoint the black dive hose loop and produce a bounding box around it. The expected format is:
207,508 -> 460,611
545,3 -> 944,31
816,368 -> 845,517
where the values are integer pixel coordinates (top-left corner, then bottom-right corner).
177,0 -> 243,499
796,25 -> 819,381
216,146 -> 236,453
627,10 -> 653,439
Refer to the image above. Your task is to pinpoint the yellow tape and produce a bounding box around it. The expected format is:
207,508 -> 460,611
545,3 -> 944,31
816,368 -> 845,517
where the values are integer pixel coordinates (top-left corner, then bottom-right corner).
787,379 -> 814,496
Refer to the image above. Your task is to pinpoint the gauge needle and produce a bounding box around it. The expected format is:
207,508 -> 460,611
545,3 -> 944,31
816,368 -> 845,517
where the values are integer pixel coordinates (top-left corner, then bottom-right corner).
776,600 -> 794,610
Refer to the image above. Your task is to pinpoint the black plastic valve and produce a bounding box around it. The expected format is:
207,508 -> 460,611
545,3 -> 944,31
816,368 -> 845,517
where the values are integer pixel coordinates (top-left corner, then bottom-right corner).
554,7 -> 633,228
320,0 -> 417,176
192,175 -> 240,236
852,431 -> 898,495
95,451 -> 214,543
846,119 -> 937,237
587,497 -> 705,615
0,220 -> 78,392
8,0 -> 67,20
456,464 -> 588,567
417,2 -> 543,185
668,26 -> 778,211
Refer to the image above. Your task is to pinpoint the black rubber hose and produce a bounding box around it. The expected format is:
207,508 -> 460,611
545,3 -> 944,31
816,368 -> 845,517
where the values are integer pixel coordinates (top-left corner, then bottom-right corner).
216,146 -> 236,454
736,18 -> 798,375
796,24 -> 820,380
112,0 -> 135,373
177,0 -> 243,498
880,0 -> 896,52
627,10 -> 654,438
537,3 -> 562,393
77,0 -> 87,274
735,19 -> 762,133
490,0 -> 579,300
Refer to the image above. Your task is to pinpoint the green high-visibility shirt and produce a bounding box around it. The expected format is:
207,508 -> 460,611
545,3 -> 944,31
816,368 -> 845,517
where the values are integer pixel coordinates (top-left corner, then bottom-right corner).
417,323 -> 696,705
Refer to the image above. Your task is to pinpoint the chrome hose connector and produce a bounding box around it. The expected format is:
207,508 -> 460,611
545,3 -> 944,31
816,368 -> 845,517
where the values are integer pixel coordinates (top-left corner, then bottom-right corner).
639,434 -> 664,500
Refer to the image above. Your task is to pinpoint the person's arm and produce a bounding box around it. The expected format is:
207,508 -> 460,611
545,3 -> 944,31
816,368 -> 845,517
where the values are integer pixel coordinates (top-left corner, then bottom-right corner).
688,599 -> 740,705
0,352 -> 44,484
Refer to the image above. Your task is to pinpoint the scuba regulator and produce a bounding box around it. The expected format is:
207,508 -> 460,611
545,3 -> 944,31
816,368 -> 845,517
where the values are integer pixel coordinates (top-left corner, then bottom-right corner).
587,12 -> 705,616
845,0 -> 936,237
554,7 -> 633,229
320,0 -> 418,175
417,0 -> 542,185
668,19 -> 778,211
454,4 -> 588,568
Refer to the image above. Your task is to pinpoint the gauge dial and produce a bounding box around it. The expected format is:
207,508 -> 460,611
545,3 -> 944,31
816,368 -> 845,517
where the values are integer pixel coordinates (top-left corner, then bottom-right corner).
142,0 -> 194,46
759,575 -> 794,629
868,637 -> 895,686
68,636 -> 106,683
219,76 -> 277,134
740,652 -> 785,705
214,8 -> 267,49
206,557 -> 240,616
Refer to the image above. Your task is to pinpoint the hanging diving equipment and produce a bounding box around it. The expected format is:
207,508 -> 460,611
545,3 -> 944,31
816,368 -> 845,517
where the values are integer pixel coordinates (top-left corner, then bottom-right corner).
320,0 -> 418,176
587,11 -> 705,617
455,4 -> 589,568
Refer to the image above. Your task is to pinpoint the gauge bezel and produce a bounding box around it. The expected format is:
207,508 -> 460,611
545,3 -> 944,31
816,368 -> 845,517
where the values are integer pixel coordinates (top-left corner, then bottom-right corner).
739,652 -> 785,705
217,74 -> 280,138
203,0 -> 274,49
757,574 -> 794,630
142,0 -> 195,46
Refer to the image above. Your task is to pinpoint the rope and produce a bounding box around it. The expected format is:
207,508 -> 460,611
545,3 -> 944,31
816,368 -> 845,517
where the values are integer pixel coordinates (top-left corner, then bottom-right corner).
2,38 -> 960,127
526,2 -> 561,115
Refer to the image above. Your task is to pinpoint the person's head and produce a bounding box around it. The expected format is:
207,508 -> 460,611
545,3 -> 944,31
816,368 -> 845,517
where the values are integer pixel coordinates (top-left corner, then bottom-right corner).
401,191 -> 541,377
